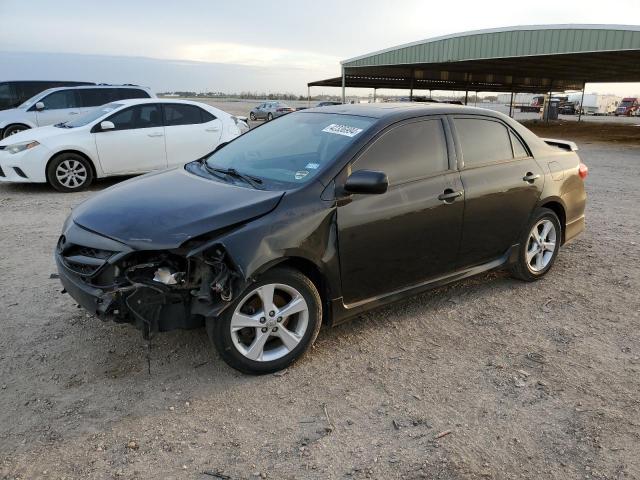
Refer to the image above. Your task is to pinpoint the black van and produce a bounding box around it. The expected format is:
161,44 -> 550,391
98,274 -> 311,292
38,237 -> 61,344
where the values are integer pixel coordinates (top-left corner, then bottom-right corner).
0,81 -> 94,111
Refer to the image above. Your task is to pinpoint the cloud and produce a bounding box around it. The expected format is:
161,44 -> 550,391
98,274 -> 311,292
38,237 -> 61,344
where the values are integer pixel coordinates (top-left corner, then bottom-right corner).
177,42 -> 339,70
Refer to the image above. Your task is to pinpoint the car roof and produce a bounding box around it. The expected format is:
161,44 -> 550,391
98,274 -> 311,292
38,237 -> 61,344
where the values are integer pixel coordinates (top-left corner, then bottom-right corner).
113,98 -> 218,107
301,102 -> 509,121
35,85 -> 151,96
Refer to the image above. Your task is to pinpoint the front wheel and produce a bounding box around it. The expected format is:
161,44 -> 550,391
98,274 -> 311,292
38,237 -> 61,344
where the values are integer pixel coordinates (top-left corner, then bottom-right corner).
249,112 -> 256,121
2,124 -> 29,139
510,208 -> 561,282
46,153 -> 94,192
207,267 -> 322,374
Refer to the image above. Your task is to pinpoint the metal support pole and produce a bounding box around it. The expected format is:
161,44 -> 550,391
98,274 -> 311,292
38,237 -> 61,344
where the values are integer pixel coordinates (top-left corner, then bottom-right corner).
545,86 -> 552,123
410,71 -> 414,101
475,92 -> 478,107
307,86 -> 310,108
509,91 -> 514,117
341,67 -> 346,104
464,90 -> 468,105
373,88 -> 376,103
578,82 -> 585,122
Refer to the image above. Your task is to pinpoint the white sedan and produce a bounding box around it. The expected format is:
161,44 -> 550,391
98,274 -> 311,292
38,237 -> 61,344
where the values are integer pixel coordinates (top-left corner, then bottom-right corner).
0,99 -> 249,192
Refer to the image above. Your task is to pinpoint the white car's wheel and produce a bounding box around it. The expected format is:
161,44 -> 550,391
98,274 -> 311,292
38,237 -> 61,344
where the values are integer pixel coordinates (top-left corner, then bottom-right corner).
2,124 -> 29,139
46,153 -> 94,193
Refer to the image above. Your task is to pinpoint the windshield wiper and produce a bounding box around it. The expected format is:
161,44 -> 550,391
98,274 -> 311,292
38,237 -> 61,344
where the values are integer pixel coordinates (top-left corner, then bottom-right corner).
54,122 -> 72,128
204,164 -> 264,189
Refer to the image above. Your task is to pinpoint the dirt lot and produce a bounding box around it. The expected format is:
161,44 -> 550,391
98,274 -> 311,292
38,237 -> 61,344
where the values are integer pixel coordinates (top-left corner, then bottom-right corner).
1,133 -> 639,479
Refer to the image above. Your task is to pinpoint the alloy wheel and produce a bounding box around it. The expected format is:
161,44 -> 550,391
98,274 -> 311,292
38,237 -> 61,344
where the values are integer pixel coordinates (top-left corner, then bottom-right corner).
526,219 -> 557,273
55,159 -> 88,189
230,283 -> 309,362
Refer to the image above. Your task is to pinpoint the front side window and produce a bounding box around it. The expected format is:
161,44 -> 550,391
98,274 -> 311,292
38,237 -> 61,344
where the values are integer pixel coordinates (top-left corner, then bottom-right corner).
163,104 -> 213,126
354,119 -> 449,185
0,83 -> 14,110
105,104 -> 162,131
40,90 -> 80,110
454,118 -> 514,167
204,112 -> 375,188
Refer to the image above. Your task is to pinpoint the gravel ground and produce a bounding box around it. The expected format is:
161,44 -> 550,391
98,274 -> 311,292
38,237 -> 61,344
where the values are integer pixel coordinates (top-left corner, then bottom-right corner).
0,136 -> 639,480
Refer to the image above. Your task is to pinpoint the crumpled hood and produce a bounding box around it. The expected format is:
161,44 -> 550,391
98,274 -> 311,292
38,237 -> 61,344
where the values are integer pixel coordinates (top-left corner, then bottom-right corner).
72,167 -> 285,250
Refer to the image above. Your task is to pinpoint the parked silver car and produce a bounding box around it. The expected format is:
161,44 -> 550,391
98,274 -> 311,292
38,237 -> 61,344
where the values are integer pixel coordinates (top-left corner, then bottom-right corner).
249,101 -> 295,121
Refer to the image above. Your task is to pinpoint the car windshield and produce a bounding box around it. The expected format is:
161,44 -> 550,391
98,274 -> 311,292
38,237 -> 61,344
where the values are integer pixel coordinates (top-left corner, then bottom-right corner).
204,112 -> 375,188
619,100 -> 634,106
61,103 -> 124,128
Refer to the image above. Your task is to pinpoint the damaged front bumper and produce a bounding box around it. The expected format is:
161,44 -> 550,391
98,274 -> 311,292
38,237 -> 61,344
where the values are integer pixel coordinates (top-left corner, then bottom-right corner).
55,221 -> 244,337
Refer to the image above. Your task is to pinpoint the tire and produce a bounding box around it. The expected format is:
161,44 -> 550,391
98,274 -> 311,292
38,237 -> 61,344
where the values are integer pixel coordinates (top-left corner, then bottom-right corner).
249,112 -> 256,121
510,208 -> 561,282
46,153 -> 94,192
207,267 -> 322,374
267,113 -> 273,121
2,124 -> 29,139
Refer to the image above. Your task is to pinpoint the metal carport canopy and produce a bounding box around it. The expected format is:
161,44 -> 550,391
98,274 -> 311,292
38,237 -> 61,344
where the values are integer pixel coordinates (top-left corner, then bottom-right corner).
308,25 -> 640,94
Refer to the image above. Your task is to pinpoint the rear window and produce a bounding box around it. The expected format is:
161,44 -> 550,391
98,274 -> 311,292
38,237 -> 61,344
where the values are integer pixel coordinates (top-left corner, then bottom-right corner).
454,118 -> 514,167
79,88 -> 115,107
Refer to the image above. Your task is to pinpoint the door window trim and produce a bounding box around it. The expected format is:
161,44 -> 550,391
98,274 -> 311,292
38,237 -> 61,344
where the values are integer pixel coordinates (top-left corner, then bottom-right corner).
93,103 -> 162,132
448,115 -> 533,171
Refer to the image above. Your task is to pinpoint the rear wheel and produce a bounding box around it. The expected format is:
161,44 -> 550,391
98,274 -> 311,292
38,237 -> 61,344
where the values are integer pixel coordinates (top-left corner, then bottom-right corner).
207,267 -> 322,374
249,112 -> 256,121
510,208 -> 561,282
267,113 -> 273,121
46,153 -> 94,192
2,124 -> 29,139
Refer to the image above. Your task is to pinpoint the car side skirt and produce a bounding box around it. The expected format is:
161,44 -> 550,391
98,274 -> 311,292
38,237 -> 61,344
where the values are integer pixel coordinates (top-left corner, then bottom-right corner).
329,244 -> 519,326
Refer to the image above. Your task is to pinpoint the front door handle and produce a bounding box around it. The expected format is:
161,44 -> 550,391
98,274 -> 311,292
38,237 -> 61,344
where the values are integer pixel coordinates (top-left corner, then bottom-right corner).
147,132 -> 164,137
69,112 -> 79,115
523,172 -> 540,183
205,127 -> 220,132
438,189 -> 463,203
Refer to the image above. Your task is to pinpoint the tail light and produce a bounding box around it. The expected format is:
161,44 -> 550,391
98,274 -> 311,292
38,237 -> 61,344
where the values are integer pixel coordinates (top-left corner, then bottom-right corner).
578,162 -> 588,180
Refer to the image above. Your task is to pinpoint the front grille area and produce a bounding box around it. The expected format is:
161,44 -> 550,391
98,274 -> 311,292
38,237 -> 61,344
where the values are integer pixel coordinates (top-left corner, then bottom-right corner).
60,244 -> 115,277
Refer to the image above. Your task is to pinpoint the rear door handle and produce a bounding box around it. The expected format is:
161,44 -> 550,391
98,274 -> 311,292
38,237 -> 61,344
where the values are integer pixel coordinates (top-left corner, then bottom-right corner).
69,112 -> 79,115
523,172 -> 540,183
147,132 -> 164,137
438,189 -> 463,202
205,127 -> 220,132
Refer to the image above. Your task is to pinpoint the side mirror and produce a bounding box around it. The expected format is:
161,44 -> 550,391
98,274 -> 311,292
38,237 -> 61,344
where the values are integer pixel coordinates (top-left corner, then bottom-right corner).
35,102 -> 45,111
344,170 -> 388,195
100,121 -> 115,131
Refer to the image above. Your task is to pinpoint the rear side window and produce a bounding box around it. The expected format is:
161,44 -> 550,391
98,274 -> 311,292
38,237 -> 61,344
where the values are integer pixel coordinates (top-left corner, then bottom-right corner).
105,104 -> 161,130
510,130 -> 529,158
0,83 -> 14,109
355,119 -> 449,184
111,88 -> 150,101
163,104 -> 211,126
40,90 -> 80,110
454,118 -> 513,167
79,89 -> 114,107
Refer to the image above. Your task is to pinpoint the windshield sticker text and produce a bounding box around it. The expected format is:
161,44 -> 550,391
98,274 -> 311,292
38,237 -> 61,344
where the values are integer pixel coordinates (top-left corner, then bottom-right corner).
294,170 -> 309,180
322,124 -> 363,138
305,163 -> 320,170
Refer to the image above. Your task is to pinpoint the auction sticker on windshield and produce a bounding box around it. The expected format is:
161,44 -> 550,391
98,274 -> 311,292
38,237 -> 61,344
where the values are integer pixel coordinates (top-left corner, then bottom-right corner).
322,124 -> 363,137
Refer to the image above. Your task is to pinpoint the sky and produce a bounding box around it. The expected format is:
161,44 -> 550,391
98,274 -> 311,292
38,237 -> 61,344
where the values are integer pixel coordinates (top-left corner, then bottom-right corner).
1,0 -> 639,97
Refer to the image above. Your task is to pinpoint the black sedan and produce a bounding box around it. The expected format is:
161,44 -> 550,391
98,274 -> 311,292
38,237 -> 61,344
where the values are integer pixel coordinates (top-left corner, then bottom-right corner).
55,104 -> 587,374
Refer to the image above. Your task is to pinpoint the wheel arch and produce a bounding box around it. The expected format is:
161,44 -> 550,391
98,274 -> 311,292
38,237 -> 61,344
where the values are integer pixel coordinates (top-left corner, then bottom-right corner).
539,198 -> 567,244
2,122 -> 34,137
46,149 -> 98,180
253,256 -> 333,325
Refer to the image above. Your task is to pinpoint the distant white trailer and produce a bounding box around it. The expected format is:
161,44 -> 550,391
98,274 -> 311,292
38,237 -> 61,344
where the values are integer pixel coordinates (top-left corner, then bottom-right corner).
568,92 -> 621,115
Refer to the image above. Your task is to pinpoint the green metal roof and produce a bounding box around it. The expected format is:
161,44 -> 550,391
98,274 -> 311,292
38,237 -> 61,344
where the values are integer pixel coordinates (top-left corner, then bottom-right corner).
309,25 -> 640,93
343,25 -> 640,68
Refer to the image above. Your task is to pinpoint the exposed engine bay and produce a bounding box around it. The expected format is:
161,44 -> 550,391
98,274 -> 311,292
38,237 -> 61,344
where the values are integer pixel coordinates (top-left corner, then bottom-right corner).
57,235 -> 245,339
